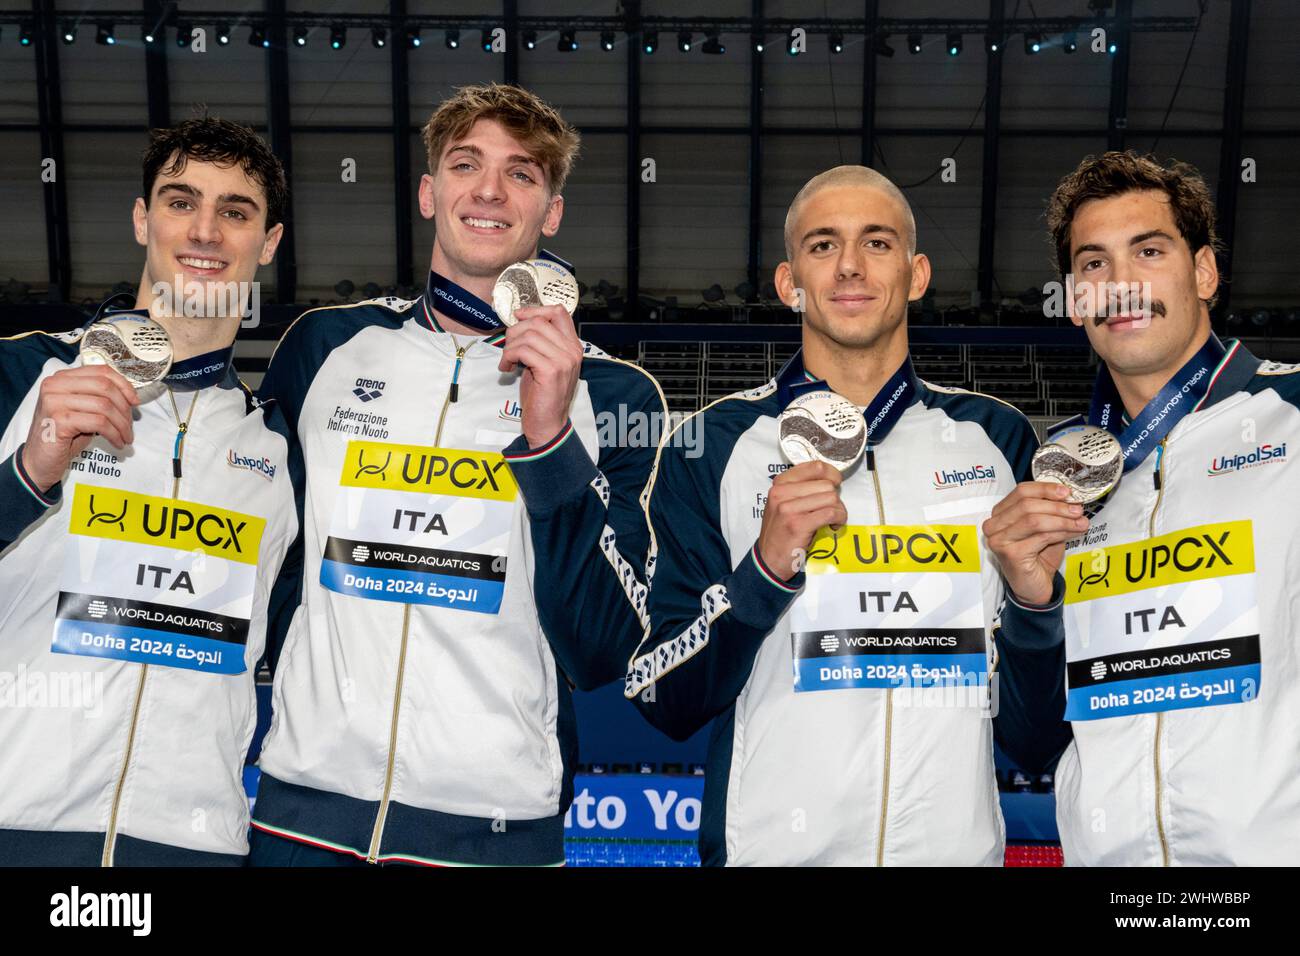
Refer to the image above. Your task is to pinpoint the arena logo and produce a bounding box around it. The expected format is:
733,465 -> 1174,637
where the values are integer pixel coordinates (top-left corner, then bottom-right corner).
933,463 -> 997,489
353,377 -> 386,402
1207,442 -> 1286,476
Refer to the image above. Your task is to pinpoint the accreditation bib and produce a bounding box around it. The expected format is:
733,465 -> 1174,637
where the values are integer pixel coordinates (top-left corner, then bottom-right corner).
320,440 -> 517,613
53,484 -> 265,675
789,524 -> 987,691
1063,520 -> 1261,720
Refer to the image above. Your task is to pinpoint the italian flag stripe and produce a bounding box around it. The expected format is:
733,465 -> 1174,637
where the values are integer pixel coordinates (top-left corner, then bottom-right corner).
504,420 -> 573,462
13,451 -> 52,505
751,545 -> 799,593
1193,339 -> 1241,411
250,821 -> 564,867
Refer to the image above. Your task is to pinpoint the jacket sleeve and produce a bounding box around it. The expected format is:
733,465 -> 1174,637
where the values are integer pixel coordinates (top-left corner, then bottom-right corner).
0,335 -> 73,548
989,410 -> 1073,772
624,420 -> 802,741
504,363 -> 665,690
255,400 -> 306,679
0,445 -> 62,548
993,574 -> 1072,772
253,318 -> 317,678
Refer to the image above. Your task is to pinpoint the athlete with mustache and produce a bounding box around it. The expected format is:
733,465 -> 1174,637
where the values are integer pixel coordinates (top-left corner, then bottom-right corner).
987,151 -> 1300,865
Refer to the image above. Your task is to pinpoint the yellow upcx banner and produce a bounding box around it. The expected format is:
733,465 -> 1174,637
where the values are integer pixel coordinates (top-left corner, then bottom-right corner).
1065,520 -> 1255,604
68,484 -> 265,564
338,440 -> 518,501
805,524 -> 981,575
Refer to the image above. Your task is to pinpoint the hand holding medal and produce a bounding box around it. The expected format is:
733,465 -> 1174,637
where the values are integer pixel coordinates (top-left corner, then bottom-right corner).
491,257 -> 580,327
493,258 -> 584,448
982,426 -> 1120,607
752,390 -> 861,582
18,315 -> 170,493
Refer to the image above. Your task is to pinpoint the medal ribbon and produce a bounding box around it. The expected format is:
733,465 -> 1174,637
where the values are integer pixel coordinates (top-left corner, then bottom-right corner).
1087,334 -> 1234,472
791,355 -> 919,446
94,306 -> 231,390
421,249 -> 575,333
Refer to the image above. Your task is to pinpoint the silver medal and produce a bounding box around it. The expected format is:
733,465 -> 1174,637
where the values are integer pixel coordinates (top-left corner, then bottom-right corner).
492,258 -> 580,327
778,391 -> 867,472
1031,424 -> 1123,504
79,315 -> 173,388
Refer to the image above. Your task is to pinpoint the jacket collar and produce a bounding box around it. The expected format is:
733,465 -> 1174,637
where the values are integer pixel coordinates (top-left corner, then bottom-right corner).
1198,337 -> 1260,412
416,276 -> 506,351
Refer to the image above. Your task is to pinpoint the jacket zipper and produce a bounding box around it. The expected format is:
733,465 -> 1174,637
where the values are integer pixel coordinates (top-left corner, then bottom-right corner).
1148,441 -> 1170,866
865,447 -> 893,867
367,343 -> 466,863
102,389 -> 200,866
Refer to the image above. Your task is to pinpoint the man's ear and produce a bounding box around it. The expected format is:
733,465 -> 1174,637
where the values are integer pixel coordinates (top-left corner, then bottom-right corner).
774,261 -> 799,308
132,197 -> 149,247
1194,244 -> 1220,303
540,193 -> 564,238
259,222 -> 285,266
418,173 -> 436,220
1065,274 -> 1085,328
907,253 -> 932,302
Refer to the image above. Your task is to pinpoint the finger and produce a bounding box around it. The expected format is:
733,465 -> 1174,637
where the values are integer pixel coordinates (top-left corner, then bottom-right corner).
776,490 -> 846,517
503,324 -> 574,363
57,395 -> 136,442
802,504 -> 849,533
512,304 -> 571,326
96,365 -> 142,406
997,530 -> 1081,560
983,497 -> 1084,537
768,478 -> 842,504
542,305 -> 582,345
989,481 -> 1072,518
64,412 -> 130,449
774,460 -> 843,485
52,365 -> 141,407
1018,529 -> 1084,550
64,374 -> 137,422
500,343 -> 568,375
986,511 -> 1089,543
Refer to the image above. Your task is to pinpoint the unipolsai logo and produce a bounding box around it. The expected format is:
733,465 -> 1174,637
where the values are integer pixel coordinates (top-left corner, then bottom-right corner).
933,463 -> 997,489
353,377 -> 386,402
499,398 -> 522,422
1207,442 -> 1286,476
226,449 -> 277,481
